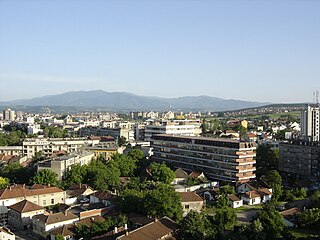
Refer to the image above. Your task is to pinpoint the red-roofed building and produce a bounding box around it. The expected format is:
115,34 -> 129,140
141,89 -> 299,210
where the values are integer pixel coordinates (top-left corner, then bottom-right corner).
177,192 -> 204,216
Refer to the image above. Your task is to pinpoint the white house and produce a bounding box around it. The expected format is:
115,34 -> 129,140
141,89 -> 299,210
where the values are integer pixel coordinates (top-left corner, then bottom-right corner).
228,194 -> 243,208
0,227 -> 15,240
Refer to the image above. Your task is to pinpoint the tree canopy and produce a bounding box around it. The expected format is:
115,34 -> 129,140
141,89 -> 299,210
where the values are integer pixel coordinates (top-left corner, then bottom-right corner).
148,162 -> 175,184
32,169 -> 59,186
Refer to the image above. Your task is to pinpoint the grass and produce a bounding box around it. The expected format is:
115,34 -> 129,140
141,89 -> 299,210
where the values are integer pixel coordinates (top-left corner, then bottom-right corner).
290,228 -> 320,238
243,111 -> 301,119
234,204 -> 263,213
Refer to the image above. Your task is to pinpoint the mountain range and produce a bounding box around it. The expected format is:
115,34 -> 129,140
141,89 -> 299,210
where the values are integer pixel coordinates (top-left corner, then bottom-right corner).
1,90 -> 269,111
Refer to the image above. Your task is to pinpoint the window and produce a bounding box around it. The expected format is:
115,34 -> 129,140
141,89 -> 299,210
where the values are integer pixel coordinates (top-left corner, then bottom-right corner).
185,205 -> 190,209
43,200 -> 46,205
51,199 -> 54,204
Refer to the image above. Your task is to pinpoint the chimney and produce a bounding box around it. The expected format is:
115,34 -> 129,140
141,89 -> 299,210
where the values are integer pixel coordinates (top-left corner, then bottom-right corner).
114,226 -> 118,234
124,224 -> 128,230
79,183 -> 82,189
154,217 -> 158,223
64,210 -> 68,216
125,231 -> 129,236
23,184 -> 25,188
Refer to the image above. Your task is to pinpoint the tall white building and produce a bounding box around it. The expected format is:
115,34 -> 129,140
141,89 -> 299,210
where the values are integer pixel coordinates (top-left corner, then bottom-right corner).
3,108 -> 15,121
301,104 -> 320,141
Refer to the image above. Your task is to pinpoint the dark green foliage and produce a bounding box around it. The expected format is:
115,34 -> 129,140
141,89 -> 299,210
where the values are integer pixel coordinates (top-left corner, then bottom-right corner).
144,183 -> 183,220
117,136 -> 127,146
298,208 -> 320,227
111,153 -> 137,177
63,164 -> 87,187
32,169 -> 59,186
74,218 -> 114,240
118,189 -> 146,214
256,144 -> 279,177
148,162 -> 175,184
0,131 -> 25,146
282,188 -> 307,202
264,170 -> 282,202
214,207 -> 237,233
220,185 -> 236,195
256,202 -> 285,238
42,125 -> 70,138
55,234 -> 64,240
178,211 -> 216,240
0,162 -> 35,184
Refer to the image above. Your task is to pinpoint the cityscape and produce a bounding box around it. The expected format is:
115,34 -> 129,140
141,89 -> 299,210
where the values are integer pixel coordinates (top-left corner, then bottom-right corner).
1,1 -> 320,240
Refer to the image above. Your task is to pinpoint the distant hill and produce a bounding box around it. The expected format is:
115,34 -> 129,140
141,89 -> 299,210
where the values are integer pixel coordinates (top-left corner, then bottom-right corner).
1,90 -> 269,111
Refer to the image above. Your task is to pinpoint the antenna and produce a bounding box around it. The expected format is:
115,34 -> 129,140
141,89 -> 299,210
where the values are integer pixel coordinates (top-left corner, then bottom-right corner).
316,90 -> 319,104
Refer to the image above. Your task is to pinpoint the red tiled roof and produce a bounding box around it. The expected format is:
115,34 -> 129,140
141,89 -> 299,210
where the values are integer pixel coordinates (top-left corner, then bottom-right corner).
178,192 -> 203,202
34,212 -> 78,225
8,200 -> 44,213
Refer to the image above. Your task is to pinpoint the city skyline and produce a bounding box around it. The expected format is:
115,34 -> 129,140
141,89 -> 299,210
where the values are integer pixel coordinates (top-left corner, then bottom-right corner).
1,0 -> 319,103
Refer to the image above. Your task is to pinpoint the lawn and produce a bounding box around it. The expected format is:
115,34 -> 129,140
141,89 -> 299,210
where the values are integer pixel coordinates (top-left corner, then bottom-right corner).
234,204 -> 263,213
290,228 -> 320,238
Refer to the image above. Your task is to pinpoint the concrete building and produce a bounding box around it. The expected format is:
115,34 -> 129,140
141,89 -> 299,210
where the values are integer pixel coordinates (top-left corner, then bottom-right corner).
0,146 -> 23,156
144,119 -> 202,141
178,192 -> 204,216
152,134 -> 256,183
22,137 -> 99,158
3,109 -> 15,121
37,152 -> 95,179
0,184 -> 66,218
79,127 -> 135,142
301,104 -> 320,141
279,140 -> 320,182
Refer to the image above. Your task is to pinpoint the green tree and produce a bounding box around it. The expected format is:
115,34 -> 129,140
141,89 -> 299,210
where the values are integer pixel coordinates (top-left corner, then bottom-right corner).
111,153 -> 137,177
149,162 -> 175,184
214,207 -> 237,233
0,177 -> 9,189
118,189 -> 146,214
0,162 -> 34,184
55,234 -> 64,240
32,151 -> 45,162
63,164 -> 87,187
257,202 -> 285,238
144,183 -> 183,220
32,169 -> 59,186
264,170 -> 282,202
298,208 -> 320,227
178,211 -> 216,240
117,136 -> 127,146
128,148 -> 145,161
256,144 -> 278,177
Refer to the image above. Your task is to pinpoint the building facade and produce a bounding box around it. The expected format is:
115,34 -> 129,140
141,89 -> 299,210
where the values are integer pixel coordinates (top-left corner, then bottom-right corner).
152,134 -> 256,183
301,104 -> 320,141
279,140 -> 320,182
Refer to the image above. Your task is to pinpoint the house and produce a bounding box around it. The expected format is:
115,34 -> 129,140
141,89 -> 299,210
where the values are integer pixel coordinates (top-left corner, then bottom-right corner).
280,208 -> 301,228
66,183 -> 95,205
189,171 -> 206,180
32,211 -> 79,238
0,184 -> 66,217
237,181 -> 272,195
177,192 -> 204,216
49,224 -> 74,240
172,168 -> 189,184
228,194 -> 243,208
241,188 -> 272,205
90,191 -> 116,207
0,227 -> 15,240
116,217 -> 178,240
8,200 -> 46,230
196,187 -> 219,201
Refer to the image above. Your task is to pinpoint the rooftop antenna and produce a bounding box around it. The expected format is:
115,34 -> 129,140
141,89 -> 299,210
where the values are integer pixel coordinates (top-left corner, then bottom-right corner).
316,90 -> 319,104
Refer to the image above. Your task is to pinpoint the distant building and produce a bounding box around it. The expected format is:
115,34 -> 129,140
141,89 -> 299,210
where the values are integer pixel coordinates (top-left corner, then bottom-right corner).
279,140 -> 320,182
79,127 -> 135,142
3,109 -> 15,121
152,134 -> 256,183
301,104 -> 320,141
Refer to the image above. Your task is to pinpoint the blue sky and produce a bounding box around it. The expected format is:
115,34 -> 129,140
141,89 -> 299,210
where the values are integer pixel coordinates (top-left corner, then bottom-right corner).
0,0 -> 319,103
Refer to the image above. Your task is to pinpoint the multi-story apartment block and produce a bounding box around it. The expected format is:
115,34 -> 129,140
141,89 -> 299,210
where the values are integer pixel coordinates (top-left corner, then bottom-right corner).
22,138 -> 99,158
79,127 -> 135,141
279,140 -> 320,182
37,152 -> 95,179
152,134 -> 256,183
3,109 -> 15,121
143,119 -> 202,141
301,104 -> 320,141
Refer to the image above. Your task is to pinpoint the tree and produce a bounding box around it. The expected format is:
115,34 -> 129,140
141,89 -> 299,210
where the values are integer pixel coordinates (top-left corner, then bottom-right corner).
117,136 -> 127,147
32,151 -> 45,162
214,207 -> 237,233
32,169 -> 59,186
63,164 -> 87,187
0,162 -> 34,184
148,162 -> 175,184
0,177 -> 9,189
298,208 -> 320,227
128,148 -> 145,161
118,189 -> 146,214
264,170 -> 282,202
55,235 -> 64,240
257,202 -> 285,238
111,153 -> 137,177
256,144 -> 278,176
178,211 -> 216,240
86,161 -> 120,190
144,183 -> 183,220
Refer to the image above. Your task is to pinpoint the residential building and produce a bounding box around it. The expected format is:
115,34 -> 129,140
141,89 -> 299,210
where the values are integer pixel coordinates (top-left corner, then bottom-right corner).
85,146 -> 119,160
0,146 -> 23,156
0,227 -> 15,240
3,109 -> 15,121
144,119 -> 202,141
301,104 -> 320,141
240,188 -> 272,205
152,134 -> 256,182
22,137 -> 99,158
37,152 -> 94,179
32,211 -> 78,238
79,128 -> 135,141
279,140 -> 320,182
177,192 -> 204,216
228,194 -> 243,208
116,217 -> 178,240
0,184 -> 66,217
8,200 -> 45,230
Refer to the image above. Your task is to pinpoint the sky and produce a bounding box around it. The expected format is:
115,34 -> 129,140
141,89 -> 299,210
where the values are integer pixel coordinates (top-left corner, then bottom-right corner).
0,0 -> 319,103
